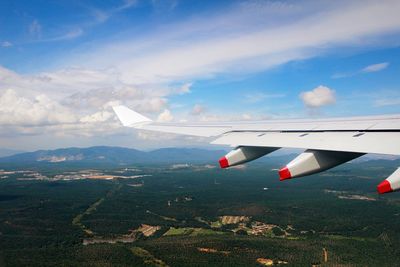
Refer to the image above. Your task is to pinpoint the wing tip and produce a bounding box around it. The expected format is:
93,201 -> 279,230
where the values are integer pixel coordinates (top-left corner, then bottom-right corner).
112,105 -> 152,127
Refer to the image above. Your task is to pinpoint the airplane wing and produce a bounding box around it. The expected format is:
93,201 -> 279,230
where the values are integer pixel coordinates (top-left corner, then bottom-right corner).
112,105 -> 400,194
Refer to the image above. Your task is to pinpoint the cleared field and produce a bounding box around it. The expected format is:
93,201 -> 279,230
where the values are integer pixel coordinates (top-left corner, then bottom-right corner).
164,227 -> 226,237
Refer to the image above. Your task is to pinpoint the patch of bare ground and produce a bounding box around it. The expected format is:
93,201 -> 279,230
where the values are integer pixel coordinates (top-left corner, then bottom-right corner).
197,247 -> 230,255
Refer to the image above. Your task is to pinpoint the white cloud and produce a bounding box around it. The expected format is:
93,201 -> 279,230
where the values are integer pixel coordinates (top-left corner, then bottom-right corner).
333,62 -> 390,78
135,130 -> 178,141
2,0 -> 400,149
52,28 -> 84,41
29,20 -> 42,38
331,72 -> 353,79
118,0 -> 138,11
29,28 -> 84,43
92,9 -> 109,23
90,0 -> 138,24
244,92 -> 285,103
176,83 -> 192,94
1,41 -> 12,47
197,112 -> 261,122
0,89 -> 77,126
151,0 -> 178,12
191,104 -> 206,116
73,0 -> 400,84
374,98 -> 400,107
241,114 -> 252,120
157,109 -> 174,122
138,98 -> 168,113
300,85 -> 336,108
80,110 -> 114,123
361,62 -> 389,73
0,65 -> 192,140
27,0 -> 136,44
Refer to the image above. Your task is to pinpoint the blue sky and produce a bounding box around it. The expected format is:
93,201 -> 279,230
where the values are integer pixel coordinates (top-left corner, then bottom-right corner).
0,0 -> 400,150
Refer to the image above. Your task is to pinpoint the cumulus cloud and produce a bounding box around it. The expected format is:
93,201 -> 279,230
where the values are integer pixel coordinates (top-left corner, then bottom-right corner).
66,86 -> 168,113
0,89 -> 77,126
80,110 -> 114,123
361,62 -> 389,73
300,85 -> 336,108
137,98 -> 168,113
0,65 -> 192,139
157,109 -> 174,122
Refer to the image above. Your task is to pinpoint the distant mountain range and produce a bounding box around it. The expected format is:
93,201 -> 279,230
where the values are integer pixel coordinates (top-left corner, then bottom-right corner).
0,146 -> 227,167
0,149 -> 26,158
0,146 -> 398,169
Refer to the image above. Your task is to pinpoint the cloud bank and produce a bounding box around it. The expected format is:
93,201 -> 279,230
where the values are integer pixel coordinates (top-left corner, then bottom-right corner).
1,0 -> 400,149
0,65 -> 192,141
71,0 -> 400,84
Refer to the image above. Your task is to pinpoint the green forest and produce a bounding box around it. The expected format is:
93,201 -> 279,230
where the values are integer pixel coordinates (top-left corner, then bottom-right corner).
0,159 -> 399,266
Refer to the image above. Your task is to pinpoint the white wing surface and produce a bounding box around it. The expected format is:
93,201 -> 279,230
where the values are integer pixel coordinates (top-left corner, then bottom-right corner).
113,105 -> 400,194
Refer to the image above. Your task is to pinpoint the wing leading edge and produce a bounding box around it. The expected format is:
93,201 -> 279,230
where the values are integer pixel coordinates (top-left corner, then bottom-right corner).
113,105 -> 400,194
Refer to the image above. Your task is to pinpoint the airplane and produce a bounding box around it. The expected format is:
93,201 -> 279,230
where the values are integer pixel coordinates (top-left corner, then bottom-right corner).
112,105 -> 400,194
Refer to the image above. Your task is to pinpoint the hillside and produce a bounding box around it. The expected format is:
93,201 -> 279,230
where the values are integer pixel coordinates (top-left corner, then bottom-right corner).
0,146 -> 226,166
